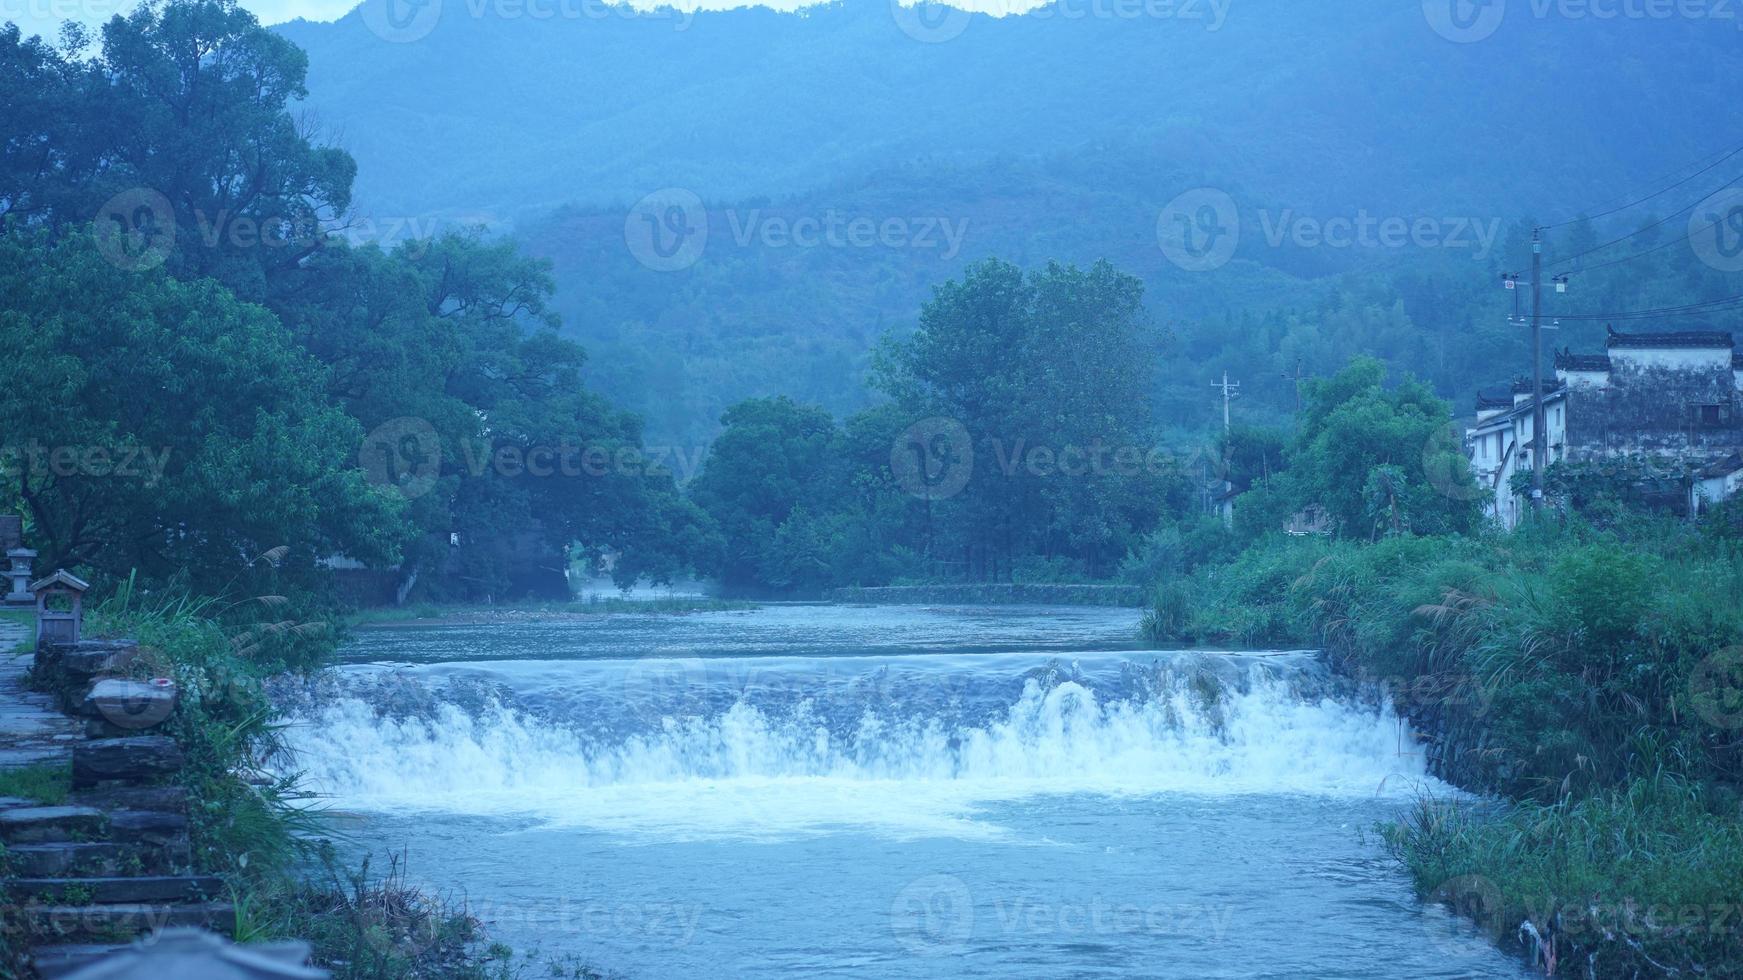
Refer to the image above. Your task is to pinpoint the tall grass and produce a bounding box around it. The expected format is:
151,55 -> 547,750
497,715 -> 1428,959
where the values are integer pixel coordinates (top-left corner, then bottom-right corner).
1149,514 -> 1743,974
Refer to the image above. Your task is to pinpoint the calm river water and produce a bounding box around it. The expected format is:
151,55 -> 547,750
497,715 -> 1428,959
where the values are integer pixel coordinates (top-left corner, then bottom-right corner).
279,603 -> 1525,978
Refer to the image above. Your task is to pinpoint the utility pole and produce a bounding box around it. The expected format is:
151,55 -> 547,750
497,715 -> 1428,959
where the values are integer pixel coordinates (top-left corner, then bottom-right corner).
1530,230 -> 1546,508
1281,358 -> 1307,413
1212,372 -> 1241,434
1503,232 -> 1567,510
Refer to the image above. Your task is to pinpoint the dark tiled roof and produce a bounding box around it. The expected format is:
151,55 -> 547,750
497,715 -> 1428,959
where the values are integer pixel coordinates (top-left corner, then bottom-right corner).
1475,391 -> 1514,411
1511,378 -> 1565,395
1555,349 -> 1611,372
1700,453 -> 1743,479
1606,327 -> 1734,350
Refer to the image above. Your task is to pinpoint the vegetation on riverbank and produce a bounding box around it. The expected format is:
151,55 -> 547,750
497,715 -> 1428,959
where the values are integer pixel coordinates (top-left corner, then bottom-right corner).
1139,360 -> 1743,974
1148,517 -> 1743,974
68,586 -> 547,978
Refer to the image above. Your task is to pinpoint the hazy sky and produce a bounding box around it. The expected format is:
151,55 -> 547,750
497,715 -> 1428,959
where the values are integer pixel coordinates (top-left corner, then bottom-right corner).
3,0 -> 1032,40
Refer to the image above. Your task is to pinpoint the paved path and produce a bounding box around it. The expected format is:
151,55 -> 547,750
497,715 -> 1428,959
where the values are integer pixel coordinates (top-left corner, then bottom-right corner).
0,620 -> 82,771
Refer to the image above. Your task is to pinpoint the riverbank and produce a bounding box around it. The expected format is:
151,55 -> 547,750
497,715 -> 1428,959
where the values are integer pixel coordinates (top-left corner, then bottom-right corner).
0,591 -> 563,978
824,584 -> 1146,607
1145,514 -> 1743,975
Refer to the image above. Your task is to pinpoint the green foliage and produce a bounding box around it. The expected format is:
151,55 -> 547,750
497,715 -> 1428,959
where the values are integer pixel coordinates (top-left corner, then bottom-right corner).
0,762 -> 70,805
1150,516 -> 1743,973
873,258 -> 1174,579
1285,357 -> 1483,539
1386,777 -> 1743,977
0,231 -> 406,597
0,1 -> 718,604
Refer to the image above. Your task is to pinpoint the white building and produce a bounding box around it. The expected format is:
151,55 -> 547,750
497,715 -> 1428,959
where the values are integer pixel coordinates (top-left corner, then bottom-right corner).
1467,329 -> 1743,528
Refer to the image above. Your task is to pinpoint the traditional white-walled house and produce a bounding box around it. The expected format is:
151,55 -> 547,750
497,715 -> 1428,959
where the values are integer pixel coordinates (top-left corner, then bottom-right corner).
1467,329 -> 1743,528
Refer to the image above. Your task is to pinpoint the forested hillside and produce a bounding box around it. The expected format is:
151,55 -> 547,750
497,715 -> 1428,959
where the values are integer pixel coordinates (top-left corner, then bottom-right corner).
266,1 -> 1743,445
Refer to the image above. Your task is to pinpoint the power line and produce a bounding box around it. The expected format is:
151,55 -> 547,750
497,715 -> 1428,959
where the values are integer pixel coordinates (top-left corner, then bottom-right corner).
1550,170 -> 1743,269
1540,135 -> 1743,231
1551,291 -> 1743,321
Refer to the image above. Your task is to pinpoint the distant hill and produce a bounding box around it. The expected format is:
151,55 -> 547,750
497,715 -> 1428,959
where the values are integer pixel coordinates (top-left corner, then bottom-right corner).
273,1 -> 1743,444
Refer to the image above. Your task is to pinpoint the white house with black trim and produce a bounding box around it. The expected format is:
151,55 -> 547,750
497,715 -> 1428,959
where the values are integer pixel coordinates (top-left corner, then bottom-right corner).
1467,328 -> 1743,528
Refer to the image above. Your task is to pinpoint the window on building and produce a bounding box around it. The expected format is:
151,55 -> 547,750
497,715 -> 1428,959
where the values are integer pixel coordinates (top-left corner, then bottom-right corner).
1691,404 -> 1731,428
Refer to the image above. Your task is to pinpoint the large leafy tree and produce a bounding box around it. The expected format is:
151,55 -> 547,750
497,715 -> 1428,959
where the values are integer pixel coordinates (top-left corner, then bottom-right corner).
0,231 -> 404,592
1246,356 -> 1482,539
874,258 -> 1168,578
0,0 -> 715,601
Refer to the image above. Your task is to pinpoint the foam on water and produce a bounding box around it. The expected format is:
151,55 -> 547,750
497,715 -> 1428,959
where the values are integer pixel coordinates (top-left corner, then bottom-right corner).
284,653 -> 1442,840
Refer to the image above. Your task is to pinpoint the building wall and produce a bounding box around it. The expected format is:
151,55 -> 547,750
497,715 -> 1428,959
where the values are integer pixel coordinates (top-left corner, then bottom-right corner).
1563,357 -> 1742,460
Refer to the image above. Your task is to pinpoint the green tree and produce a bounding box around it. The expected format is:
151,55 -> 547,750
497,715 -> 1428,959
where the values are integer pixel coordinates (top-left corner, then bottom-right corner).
0,231 -> 404,593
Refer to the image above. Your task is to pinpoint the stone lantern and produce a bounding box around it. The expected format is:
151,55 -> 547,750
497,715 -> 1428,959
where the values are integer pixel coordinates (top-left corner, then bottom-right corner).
30,568 -> 90,647
5,547 -> 36,606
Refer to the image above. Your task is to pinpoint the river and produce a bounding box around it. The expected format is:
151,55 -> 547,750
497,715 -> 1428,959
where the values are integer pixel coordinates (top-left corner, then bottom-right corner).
278,603 -> 1527,978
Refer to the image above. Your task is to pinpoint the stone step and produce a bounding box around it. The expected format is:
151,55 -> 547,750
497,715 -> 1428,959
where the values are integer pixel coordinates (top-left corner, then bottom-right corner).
69,784 -> 187,813
0,744 -> 73,770
79,678 -> 178,731
5,841 -> 183,876
17,900 -> 234,942
28,943 -> 130,979
7,875 -> 225,904
71,736 -> 183,787
107,809 -> 188,845
38,640 -> 140,679
0,804 -> 104,843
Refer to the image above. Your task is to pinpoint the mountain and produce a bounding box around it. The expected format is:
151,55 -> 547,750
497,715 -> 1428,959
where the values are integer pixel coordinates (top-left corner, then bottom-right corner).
273,1 -> 1743,444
